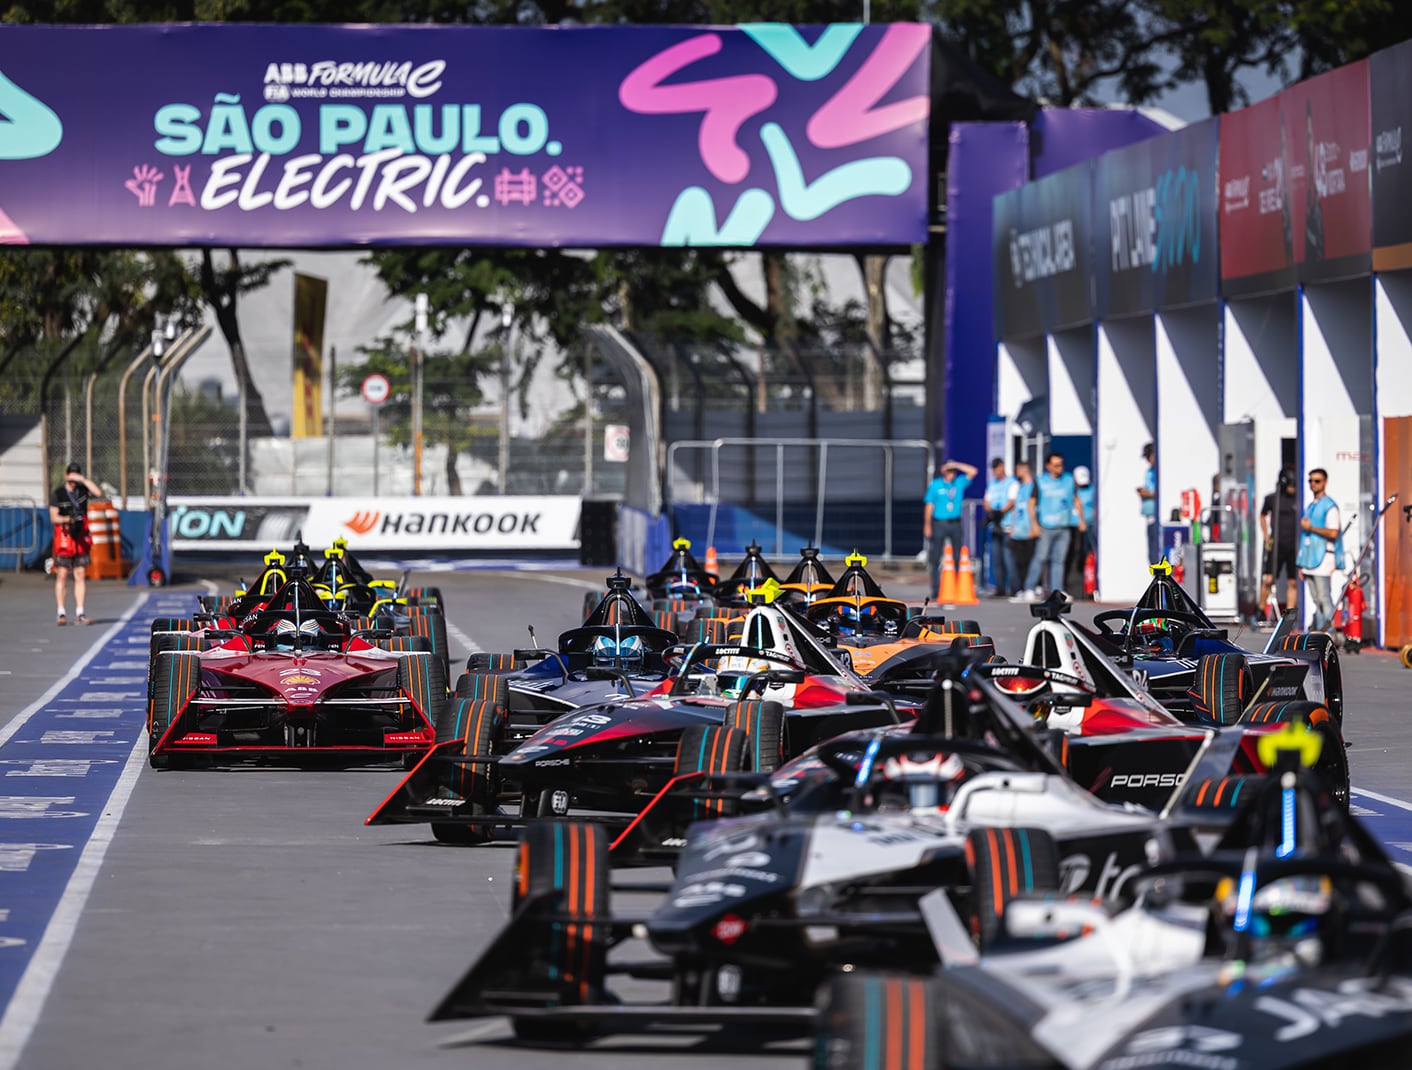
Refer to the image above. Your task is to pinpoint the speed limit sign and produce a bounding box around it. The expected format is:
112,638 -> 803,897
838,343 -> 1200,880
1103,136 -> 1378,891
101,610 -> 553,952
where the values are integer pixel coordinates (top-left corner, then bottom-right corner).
361,373 -> 391,405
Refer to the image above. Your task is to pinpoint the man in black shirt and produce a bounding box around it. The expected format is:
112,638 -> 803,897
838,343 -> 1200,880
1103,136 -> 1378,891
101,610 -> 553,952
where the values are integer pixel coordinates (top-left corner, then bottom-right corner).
1258,469 -> 1298,620
49,462 -> 102,625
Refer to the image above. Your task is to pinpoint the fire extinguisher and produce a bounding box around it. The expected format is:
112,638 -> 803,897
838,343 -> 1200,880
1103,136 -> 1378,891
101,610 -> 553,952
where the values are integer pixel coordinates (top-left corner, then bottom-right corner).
1341,576 -> 1365,653
1083,549 -> 1097,599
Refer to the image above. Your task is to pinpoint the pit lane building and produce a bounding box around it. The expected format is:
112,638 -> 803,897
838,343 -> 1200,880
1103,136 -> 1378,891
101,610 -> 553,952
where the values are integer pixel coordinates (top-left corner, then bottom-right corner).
963,39 -> 1412,648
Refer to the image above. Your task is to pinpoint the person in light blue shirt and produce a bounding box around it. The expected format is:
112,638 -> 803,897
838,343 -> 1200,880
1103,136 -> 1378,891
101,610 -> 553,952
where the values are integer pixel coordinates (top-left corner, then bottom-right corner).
1005,461 -> 1036,598
923,458 -> 977,598
1139,442 -> 1158,564
1064,465 -> 1096,595
982,458 -> 1017,596
1022,452 -> 1086,597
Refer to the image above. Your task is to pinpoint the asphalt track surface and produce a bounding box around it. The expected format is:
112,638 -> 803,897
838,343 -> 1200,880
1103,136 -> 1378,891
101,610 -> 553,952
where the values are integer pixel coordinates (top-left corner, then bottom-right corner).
0,563 -> 1409,1070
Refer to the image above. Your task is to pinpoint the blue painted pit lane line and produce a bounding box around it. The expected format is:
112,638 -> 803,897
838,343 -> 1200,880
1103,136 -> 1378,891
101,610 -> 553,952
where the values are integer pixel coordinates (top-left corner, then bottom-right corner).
1350,787 -> 1412,873
0,591 -> 196,1070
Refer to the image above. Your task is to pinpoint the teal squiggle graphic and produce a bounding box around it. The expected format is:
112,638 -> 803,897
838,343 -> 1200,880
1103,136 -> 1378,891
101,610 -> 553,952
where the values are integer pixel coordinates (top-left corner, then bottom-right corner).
0,71 -> 62,160
760,122 -> 910,221
741,24 -> 862,81
660,187 -> 774,246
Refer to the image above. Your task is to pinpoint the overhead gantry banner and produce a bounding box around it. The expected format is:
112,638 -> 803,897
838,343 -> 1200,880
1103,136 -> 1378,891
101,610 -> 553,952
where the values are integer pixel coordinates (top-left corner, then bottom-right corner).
0,23 -> 931,248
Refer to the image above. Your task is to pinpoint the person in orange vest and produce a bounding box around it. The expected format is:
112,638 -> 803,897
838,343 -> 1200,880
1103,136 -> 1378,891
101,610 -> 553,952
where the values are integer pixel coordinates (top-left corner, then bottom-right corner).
49,462 -> 102,625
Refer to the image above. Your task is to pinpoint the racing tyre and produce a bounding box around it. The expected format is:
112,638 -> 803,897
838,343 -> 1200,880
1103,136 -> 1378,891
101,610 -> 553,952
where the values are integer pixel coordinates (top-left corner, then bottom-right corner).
150,617 -> 194,635
379,635 -> 433,655
407,606 -> 451,677
727,699 -> 786,772
814,973 -> 940,1070
510,821 -> 610,1042
1184,775 -> 1264,811
964,827 -> 1060,949
405,585 -> 444,609
939,619 -> 982,636
397,651 -> 448,732
431,693 -> 504,846
674,725 -> 749,818
149,634 -> 203,698
1240,700 -> 1348,807
1401,644 -> 1412,670
1276,632 -> 1343,725
686,619 -> 727,646
653,609 -> 680,636
149,651 -> 200,769
1188,653 -> 1252,726
465,652 -> 517,674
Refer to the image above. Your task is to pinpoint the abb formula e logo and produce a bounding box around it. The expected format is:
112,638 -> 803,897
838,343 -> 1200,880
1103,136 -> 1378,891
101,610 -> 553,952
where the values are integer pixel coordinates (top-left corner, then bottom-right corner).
1110,772 -> 1185,789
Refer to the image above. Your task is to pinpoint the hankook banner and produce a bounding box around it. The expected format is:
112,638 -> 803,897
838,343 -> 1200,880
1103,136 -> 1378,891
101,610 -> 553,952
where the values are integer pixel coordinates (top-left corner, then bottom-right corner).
1220,60 -> 1371,295
1370,39 -> 1412,271
1095,117 -> 1219,318
993,161 -> 1093,338
0,23 -> 930,248
168,495 -> 581,551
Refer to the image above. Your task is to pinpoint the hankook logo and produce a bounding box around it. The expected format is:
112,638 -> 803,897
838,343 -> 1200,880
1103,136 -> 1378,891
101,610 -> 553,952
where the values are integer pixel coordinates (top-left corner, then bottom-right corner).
344,511 -> 380,535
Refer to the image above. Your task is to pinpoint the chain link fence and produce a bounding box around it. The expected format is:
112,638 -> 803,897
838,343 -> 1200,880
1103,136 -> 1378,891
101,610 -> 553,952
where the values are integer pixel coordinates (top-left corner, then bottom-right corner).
5,333 -> 925,506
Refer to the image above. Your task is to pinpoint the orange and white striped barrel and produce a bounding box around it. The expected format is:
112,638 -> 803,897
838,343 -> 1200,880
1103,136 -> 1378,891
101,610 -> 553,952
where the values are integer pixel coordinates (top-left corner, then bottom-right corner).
85,499 -> 126,580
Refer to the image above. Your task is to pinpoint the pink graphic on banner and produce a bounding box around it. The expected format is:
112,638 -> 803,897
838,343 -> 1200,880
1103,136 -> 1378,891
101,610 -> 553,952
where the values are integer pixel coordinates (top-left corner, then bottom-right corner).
124,164 -> 164,207
494,168 -> 537,206
542,165 -> 585,208
0,206 -> 28,244
168,165 -> 195,207
618,33 -> 778,184
806,24 -> 930,149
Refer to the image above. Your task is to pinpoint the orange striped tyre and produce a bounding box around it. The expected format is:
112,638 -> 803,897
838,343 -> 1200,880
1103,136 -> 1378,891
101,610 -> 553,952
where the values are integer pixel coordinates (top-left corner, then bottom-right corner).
963,827 -> 1060,949
397,651 -> 448,733
1240,700 -> 1348,807
813,973 -> 939,1070
687,619 -> 727,645
1188,653 -> 1251,726
150,616 -> 194,635
1276,632 -> 1343,725
405,585 -> 444,609
379,635 -> 432,655
465,652 -> 517,674
653,609 -> 680,636
407,606 -> 450,678
431,694 -> 504,845
1184,775 -> 1264,811
674,726 -> 749,819
511,821 -> 609,1042
149,651 -> 200,769
939,619 -> 981,635
727,699 -> 786,772
148,634 -> 202,698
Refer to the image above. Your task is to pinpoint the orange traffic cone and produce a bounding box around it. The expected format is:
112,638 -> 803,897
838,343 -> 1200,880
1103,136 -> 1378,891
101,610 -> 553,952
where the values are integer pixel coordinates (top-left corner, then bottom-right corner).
704,545 -> 718,577
954,545 -> 979,605
938,542 -> 958,603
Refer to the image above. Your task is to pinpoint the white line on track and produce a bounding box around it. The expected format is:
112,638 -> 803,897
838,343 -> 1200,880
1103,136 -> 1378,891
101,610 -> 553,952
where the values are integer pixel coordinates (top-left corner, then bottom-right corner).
1352,786 -> 1412,813
0,595 -> 152,1070
509,572 -> 607,592
445,620 -> 483,658
0,594 -> 150,748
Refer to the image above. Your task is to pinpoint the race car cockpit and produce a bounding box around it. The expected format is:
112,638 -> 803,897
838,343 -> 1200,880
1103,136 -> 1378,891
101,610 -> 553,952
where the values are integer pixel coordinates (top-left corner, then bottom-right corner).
644,538 -> 718,601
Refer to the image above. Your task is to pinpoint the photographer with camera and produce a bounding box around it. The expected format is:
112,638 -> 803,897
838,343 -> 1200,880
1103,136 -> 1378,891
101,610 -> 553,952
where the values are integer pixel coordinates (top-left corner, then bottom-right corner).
50,462 -> 102,625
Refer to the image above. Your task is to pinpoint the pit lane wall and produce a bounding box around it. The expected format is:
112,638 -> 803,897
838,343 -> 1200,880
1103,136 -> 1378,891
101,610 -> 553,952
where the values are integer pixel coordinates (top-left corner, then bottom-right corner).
987,41 -> 1412,646
165,496 -> 580,552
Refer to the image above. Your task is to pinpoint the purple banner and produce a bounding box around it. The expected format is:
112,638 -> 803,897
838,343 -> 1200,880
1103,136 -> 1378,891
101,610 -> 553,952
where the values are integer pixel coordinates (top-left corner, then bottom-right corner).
940,121 -> 1028,459
0,23 -> 930,248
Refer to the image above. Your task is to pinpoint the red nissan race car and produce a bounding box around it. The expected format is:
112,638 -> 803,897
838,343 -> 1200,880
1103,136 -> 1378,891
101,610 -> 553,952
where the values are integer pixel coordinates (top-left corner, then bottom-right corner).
147,573 -> 446,769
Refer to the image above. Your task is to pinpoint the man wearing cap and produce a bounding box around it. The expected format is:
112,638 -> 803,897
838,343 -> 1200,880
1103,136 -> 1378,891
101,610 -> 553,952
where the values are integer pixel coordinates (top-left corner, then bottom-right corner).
1259,469 -> 1299,620
982,458 -> 1017,596
49,462 -> 102,625
923,458 -> 978,598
